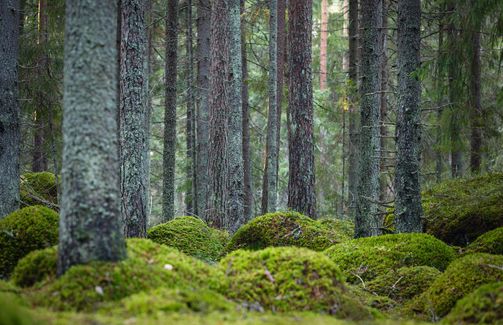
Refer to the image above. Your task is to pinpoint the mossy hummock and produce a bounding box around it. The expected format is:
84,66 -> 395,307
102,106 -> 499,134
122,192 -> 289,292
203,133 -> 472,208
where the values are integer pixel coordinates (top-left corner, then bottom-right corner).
11,246 -> 57,287
466,226 -> 503,255
317,218 -> 355,242
0,293 -> 34,325
20,172 -> 59,209
323,233 -> 455,283
0,205 -> 59,278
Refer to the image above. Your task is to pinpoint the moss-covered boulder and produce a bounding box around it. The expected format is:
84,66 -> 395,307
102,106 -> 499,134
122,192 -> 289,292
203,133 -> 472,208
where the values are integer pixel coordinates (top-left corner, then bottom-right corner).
0,206 -> 59,278
226,211 -> 345,252
0,293 -> 34,325
11,246 -> 57,287
367,266 -> 441,303
218,246 -> 375,320
147,216 -> 224,262
421,173 -> 503,246
408,253 -> 503,320
466,227 -> 503,255
443,282 -> 503,324
323,233 -> 455,283
318,218 -> 355,242
20,172 -> 58,209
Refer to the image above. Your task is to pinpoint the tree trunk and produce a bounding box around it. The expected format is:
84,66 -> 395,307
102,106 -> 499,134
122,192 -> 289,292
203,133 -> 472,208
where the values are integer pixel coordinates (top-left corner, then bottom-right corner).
354,0 -> 382,237
0,0 -> 21,218
119,0 -> 149,237
379,0 -> 388,203
435,16 -> 444,183
320,0 -> 328,90
394,0 -> 422,233
276,0 -> 286,187
261,0 -> 279,214
196,0 -> 210,220
163,0 -> 179,221
469,25 -> 482,174
287,0 -> 316,218
58,0 -> 126,275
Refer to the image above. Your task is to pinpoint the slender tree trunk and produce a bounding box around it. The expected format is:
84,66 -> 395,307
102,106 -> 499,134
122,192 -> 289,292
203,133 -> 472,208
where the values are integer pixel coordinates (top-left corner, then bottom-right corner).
0,0 -> 21,218
261,0 -> 279,214
241,0 -> 253,221
196,0 -> 210,220
163,0 -> 179,221
119,0 -> 149,237
435,16 -> 444,183
287,0 -> 316,218
354,0 -> 382,237
469,24 -> 482,174
58,0 -> 126,275
320,0 -> 328,90
394,0 -> 422,233
276,0 -> 286,186
379,0 -> 388,203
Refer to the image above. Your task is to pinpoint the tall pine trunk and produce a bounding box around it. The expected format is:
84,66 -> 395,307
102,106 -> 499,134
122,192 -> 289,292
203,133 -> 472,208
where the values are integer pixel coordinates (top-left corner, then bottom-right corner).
58,0 -> 126,275
469,25 -> 482,174
0,0 -> 21,218
379,0 -> 389,203
287,0 -> 316,218
394,0 -> 423,233
319,0 -> 328,90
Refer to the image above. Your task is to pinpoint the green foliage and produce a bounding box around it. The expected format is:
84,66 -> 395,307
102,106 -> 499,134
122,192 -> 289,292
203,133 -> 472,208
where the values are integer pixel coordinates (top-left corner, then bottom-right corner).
367,266 -> 441,303
466,227 -> 503,255
0,293 -> 34,325
422,173 -> 503,246
147,216 -> 224,262
20,172 -> 58,209
443,282 -> 503,324
218,246 -> 375,320
226,211 -> 345,252
408,253 -> 503,320
0,205 -> 59,278
323,233 -> 456,283
11,246 -> 57,287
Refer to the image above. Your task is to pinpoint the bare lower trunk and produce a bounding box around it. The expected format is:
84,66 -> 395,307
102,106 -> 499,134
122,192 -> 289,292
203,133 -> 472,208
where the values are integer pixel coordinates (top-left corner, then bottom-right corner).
319,0 -> 328,90
469,26 -> 482,175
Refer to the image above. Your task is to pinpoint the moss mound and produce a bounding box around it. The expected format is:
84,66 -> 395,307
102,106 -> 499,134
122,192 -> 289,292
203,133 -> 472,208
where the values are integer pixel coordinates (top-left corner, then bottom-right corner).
34,239 -> 222,311
20,172 -> 58,209
421,173 -> 503,246
408,253 -> 503,320
318,218 -> 355,242
0,205 -> 59,278
466,227 -> 503,255
147,216 -> 224,262
218,246 -> 375,320
226,211 -> 344,252
0,293 -> 34,325
11,246 -> 57,287
443,282 -> 503,324
324,233 -> 455,283
367,266 -> 441,303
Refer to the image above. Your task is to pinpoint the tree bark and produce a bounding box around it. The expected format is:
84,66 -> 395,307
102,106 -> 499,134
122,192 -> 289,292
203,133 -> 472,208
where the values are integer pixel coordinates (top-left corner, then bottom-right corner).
394,0 -> 423,233
469,24 -> 482,175
379,0 -> 388,203
320,0 -> 328,90
287,0 -> 316,218
58,0 -> 126,275
163,0 -> 179,221
435,15 -> 444,183
119,0 -> 149,237
354,0 -> 382,237
0,0 -> 21,218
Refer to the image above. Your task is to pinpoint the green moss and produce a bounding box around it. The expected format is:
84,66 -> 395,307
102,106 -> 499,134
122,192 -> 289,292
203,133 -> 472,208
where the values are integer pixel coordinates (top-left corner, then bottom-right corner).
421,173 -> 503,246
324,233 -> 455,283
408,253 -> 503,320
212,228 -> 231,248
226,211 -> 345,252
20,172 -> 58,209
0,280 -> 27,306
218,246 -> 375,320
0,293 -> 34,325
33,239 -> 223,312
318,218 -> 355,242
0,206 -> 59,278
466,227 -> 503,255
347,285 -> 397,313
11,246 -> 57,287
147,216 -> 224,262
367,266 -> 441,303
443,282 -> 503,324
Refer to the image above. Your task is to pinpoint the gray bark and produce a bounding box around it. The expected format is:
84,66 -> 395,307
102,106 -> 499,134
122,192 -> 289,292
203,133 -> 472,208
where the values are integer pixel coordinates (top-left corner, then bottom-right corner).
287,0 -> 316,218
119,0 -> 150,237
354,0 -> 382,237
0,0 -> 21,218
58,0 -> 126,275
379,0 -> 388,203
394,0 -> 423,233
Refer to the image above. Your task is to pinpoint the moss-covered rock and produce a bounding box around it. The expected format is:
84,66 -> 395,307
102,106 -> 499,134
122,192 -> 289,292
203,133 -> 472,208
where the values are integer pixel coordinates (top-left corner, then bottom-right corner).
218,246 -> 375,320
318,218 -> 355,242
147,216 -> 224,262
11,246 -> 57,287
20,172 -> 58,209
0,206 -> 59,278
0,280 -> 27,306
421,173 -> 503,246
466,227 -> 503,255
443,282 -> 503,324
367,266 -> 441,303
347,285 -> 397,313
408,253 -> 503,320
0,293 -> 34,325
33,239 -> 223,311
226,211 -> 345,252
323,233 -> 455,283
